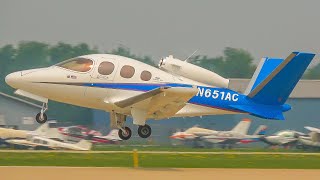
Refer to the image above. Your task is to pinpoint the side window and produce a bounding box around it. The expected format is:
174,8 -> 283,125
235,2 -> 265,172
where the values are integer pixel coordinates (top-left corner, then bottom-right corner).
120,65 -> 135,78
140,70 -> 152,81
98,61 -> 115,75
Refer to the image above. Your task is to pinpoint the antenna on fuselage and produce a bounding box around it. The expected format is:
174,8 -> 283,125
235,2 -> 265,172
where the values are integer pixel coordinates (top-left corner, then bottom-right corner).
184,50 -> 198,62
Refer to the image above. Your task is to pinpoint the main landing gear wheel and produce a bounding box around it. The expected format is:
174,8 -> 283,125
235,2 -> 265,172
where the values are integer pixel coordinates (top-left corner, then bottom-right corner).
35,112 -> 47,124
138,124 -> 152,138
118,127 -> 132,140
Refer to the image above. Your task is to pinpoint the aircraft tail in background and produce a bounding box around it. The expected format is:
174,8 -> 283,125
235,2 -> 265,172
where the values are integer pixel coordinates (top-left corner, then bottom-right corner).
75,139 -> 92,150
253,125 -> 268,135
33,122 -> 50,135
231,119 -> 251,135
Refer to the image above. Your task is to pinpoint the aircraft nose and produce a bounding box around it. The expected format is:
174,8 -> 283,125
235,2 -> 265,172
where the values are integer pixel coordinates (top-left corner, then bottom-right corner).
5,71 -> 22,88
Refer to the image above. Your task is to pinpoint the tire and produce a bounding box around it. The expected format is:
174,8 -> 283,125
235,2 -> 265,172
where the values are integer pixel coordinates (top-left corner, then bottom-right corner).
138,124 -> 152,138
35,113 -> 47,124
118,127 -> 132,140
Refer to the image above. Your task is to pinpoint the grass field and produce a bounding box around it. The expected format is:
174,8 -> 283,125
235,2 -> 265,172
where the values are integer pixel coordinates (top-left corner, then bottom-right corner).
92,145 -> 316,152
1,152 -> 320,169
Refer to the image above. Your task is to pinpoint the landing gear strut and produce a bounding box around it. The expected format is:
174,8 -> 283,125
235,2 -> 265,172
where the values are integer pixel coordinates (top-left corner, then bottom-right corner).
111,112 -> 132,140
110,111 -> 152,140
138,124 -> 152,138
35,103 -> 48,124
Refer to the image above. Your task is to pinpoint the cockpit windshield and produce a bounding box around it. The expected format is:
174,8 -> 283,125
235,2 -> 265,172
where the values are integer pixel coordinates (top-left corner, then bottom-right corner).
56,58 -> 93,72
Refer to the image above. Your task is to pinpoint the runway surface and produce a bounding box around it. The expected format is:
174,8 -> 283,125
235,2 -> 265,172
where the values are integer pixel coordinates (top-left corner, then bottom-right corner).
1,149 -> 320,155
1,167 -> 319,180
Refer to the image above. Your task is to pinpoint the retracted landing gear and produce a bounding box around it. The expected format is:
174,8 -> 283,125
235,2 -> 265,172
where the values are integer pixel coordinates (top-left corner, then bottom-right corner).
36,103 -> 48,124
138,124 -> 152,138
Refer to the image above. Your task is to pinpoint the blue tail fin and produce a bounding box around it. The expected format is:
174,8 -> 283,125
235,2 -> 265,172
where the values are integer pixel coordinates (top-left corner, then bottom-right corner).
245,52 -> 315,105
245,57 -> 284,95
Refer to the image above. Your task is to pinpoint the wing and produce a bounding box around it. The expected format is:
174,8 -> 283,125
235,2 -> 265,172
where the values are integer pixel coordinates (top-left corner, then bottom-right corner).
114,86 -> 198,119
281,139 -> 298,146
5,140 -> 37,147
202,135 -> 242,144
305,126 -> 320,133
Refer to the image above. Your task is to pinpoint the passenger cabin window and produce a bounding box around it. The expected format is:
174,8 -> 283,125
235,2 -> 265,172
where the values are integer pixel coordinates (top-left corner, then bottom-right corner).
120,65 -> 135,78
56,58 -> 93,72
140,70 -> 152,81
98,61 -> 115,75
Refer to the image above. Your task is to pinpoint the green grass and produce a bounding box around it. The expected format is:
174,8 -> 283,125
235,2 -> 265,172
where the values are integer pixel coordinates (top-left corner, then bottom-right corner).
93,145 -> 312,152
0,152 -> 320,169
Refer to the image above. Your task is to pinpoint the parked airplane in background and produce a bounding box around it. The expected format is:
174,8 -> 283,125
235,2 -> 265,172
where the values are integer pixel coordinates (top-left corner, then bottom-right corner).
171,119 -> 267,148
58,126 -> 122,144
171,119 -> 252,140
170,126 -> 215,141
298,126 -> 320,149
99,129 -> 122,142
260,130 -> 306,147
58,125 -> 100,142
0,121 -> 60,140
5,51 -> 315,140
6,136 -> 92,151
58,125 -> 102,139
200,126 -> 267,148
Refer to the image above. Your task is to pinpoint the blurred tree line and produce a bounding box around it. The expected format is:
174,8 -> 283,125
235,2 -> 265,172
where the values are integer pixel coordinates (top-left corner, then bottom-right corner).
0,42 -> 318,124
190,47 -> 256,78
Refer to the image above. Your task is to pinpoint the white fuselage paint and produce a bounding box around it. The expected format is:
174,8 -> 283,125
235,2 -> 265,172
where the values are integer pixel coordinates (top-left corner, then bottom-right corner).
5,54 -> 239,119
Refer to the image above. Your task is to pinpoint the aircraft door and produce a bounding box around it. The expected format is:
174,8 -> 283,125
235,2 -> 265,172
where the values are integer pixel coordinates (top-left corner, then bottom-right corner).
85,58 -> 119,99
90,58 -> 118,81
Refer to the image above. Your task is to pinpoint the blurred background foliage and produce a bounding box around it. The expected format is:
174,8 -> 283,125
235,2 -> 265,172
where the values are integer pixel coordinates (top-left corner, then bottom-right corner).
0,41 -> 318,124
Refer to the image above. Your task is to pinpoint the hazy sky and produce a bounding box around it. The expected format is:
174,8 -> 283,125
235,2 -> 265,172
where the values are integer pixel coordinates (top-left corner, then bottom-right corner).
1,0 -> 320,64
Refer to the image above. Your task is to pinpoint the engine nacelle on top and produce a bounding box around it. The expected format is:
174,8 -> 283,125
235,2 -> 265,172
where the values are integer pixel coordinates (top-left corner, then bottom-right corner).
159,55 -> 229,88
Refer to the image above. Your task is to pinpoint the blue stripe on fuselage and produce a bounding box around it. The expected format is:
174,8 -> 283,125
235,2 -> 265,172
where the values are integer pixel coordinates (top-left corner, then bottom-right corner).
83,82 -> 193,92
83,82 -> 245,112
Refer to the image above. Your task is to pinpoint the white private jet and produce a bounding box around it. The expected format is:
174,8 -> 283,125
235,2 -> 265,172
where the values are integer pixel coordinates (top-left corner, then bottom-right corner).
260,130 -> 306,147
198,121 -> 267,145
171,119 -> 267,148
5,52 -> 315,140
170,119 -> 252,140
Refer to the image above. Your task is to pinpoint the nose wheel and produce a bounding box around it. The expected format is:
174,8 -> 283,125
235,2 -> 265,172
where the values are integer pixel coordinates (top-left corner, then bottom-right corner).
35,103 -> 48,124
118,127 -> 132,140
36,112 -> 47,124
138,124 -> 152,138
